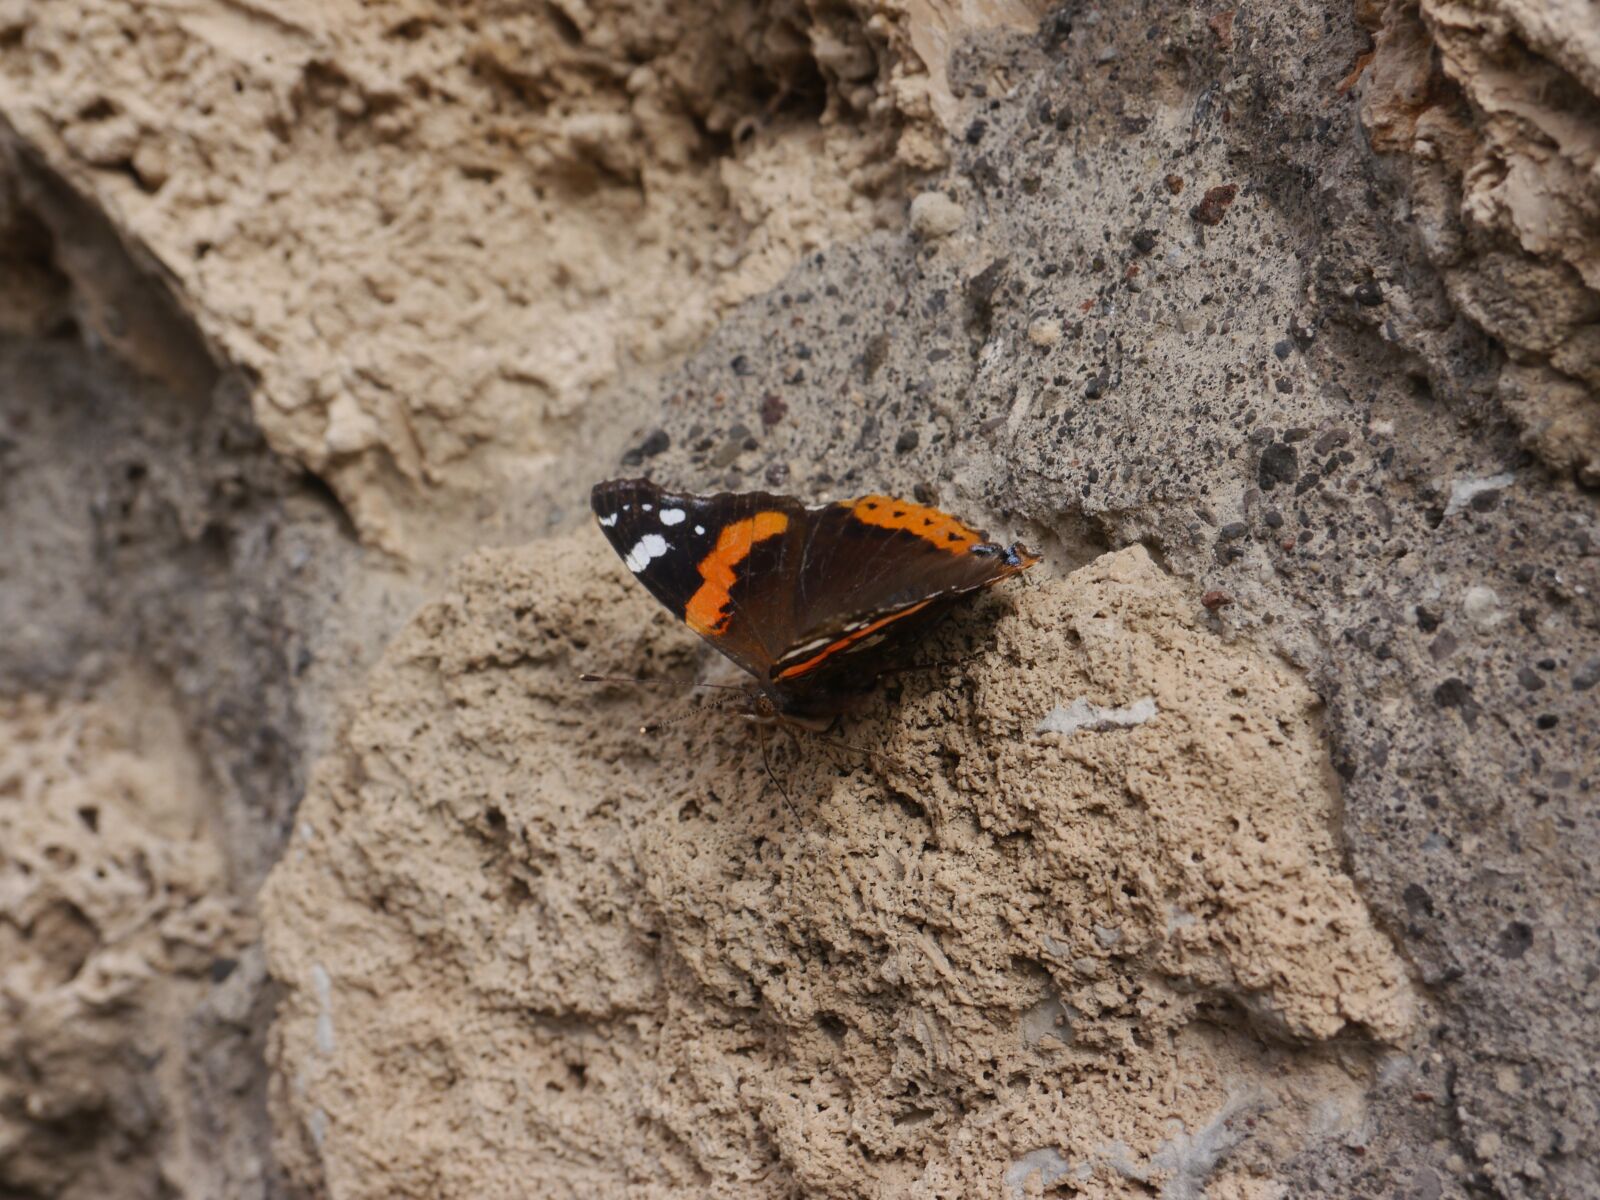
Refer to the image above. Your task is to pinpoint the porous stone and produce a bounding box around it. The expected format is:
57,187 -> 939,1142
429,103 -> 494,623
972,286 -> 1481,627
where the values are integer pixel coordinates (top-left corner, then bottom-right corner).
1,0 -> 1596,1196
264,541 -> 1418,1196
909,190 -> 966,239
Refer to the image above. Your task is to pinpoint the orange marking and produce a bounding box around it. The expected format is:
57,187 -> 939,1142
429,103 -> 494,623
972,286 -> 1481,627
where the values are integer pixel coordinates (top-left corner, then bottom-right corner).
684,511 -> 789,635
775,599 -> 934,681
848,496 -> 982,551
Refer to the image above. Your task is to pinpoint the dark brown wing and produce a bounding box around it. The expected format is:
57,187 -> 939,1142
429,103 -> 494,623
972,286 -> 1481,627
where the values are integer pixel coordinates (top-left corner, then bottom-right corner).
590,478 -> 810,680
768,493 -> 1038,695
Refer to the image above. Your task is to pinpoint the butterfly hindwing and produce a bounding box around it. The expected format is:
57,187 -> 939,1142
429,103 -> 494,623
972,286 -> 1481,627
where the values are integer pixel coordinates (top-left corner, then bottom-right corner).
768,495 -> 1034,690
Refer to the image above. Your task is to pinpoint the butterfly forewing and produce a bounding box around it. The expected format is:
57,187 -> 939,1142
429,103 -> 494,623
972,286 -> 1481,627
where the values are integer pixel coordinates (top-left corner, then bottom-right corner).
793,496 -> 1023,630
591,479 -> 806,679
768,495 -> 1032,686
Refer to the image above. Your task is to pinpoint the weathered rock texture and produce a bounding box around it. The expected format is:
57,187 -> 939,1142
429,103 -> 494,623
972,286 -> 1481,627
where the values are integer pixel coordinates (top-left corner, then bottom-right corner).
265,542 -> 1419,1197
1359,0 -> 1600,487
1,0 -> 1597,1197
0,678 -> 252,1198
0,0 -> 1041,550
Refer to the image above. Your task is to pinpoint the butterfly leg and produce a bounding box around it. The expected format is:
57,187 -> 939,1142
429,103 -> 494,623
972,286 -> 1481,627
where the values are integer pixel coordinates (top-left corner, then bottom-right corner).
579,672 -> 748,693
788,723 -> 906,775
758,721 -> 799,820
872,656 -> 975,682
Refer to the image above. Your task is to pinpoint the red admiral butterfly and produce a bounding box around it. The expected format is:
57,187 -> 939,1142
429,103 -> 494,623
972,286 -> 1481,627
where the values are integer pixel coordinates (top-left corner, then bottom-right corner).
591,478 -> 1039,726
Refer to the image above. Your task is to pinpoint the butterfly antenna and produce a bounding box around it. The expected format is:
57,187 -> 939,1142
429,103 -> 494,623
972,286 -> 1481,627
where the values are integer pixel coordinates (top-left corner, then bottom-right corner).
639,698 -> 737,736
807,730 -> 906,773
579,672 -> 747,692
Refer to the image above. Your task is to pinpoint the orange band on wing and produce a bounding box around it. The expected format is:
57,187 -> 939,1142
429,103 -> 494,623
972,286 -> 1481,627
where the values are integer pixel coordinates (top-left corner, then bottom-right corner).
775,599 -> 934,680
848,496 -> 982,551
684,511 -> 790,635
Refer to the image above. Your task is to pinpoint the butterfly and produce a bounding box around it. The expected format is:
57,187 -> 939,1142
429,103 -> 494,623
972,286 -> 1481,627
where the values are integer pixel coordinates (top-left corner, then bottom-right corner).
590,478 -> 1038,728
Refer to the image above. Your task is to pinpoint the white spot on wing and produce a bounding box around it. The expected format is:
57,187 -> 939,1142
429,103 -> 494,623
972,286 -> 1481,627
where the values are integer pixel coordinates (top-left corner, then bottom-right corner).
623,533 -> 670,573
781,636 -> 833,662
694,525 -> 705,535
659,507 -> 686,526
598,513 -> 619,527
641,503 -> 653,512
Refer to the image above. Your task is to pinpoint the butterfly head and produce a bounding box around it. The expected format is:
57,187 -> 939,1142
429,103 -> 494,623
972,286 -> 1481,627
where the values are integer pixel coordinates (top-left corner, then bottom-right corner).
972,540 -> 1041,572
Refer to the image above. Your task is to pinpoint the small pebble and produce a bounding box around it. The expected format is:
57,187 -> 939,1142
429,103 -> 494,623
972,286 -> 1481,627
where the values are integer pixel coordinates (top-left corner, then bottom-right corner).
621,428 -> 670,466
909,192 -> 964,239
1258,443 -> 1298,490
1028,318 -> 1064,347
1191,184 -> 1238,226
1462,586 -> 1503,631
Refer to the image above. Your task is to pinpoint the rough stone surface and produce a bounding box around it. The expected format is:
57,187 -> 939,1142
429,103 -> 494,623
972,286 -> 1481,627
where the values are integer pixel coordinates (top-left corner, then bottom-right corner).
0,678 -> 253,1198
0,128 -> 402,1199
447,6 -> 1597,1195
265,541 -> 1419,1197
1,0 -> 1597,1197
1360,0 -> 1600,487
0,0 -> 1037,551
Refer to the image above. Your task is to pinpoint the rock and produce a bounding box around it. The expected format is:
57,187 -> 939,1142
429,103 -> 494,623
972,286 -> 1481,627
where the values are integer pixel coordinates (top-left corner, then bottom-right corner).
5,0 -> 1599,1195
1258,443 -> 1299,490
1462,586 -> 1503,631
1028,316 -> 1063,346
1190,184 -> 1239,226
267,545 -> 1417,1195
909,191 -> 965,239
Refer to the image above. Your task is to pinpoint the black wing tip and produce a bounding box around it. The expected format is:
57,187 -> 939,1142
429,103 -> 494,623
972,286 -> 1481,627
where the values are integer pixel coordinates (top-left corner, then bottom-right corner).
591,476 -> 659,514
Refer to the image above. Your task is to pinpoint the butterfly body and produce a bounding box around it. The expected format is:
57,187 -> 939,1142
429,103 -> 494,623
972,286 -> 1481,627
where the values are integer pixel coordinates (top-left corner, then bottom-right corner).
591,478 -> 1039,722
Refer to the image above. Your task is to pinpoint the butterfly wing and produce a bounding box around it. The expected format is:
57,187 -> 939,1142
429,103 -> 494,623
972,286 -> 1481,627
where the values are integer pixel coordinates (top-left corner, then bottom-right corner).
590,478 -> 808,680
769,493 -> 1038,690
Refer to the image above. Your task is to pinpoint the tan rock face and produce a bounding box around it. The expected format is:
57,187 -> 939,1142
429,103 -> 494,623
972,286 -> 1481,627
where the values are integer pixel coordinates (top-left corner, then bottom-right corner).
0,0 -> 1039,552
0,676 -> 251,1198
264,540 -> 1416,1197
1361,0 -> 1600,485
